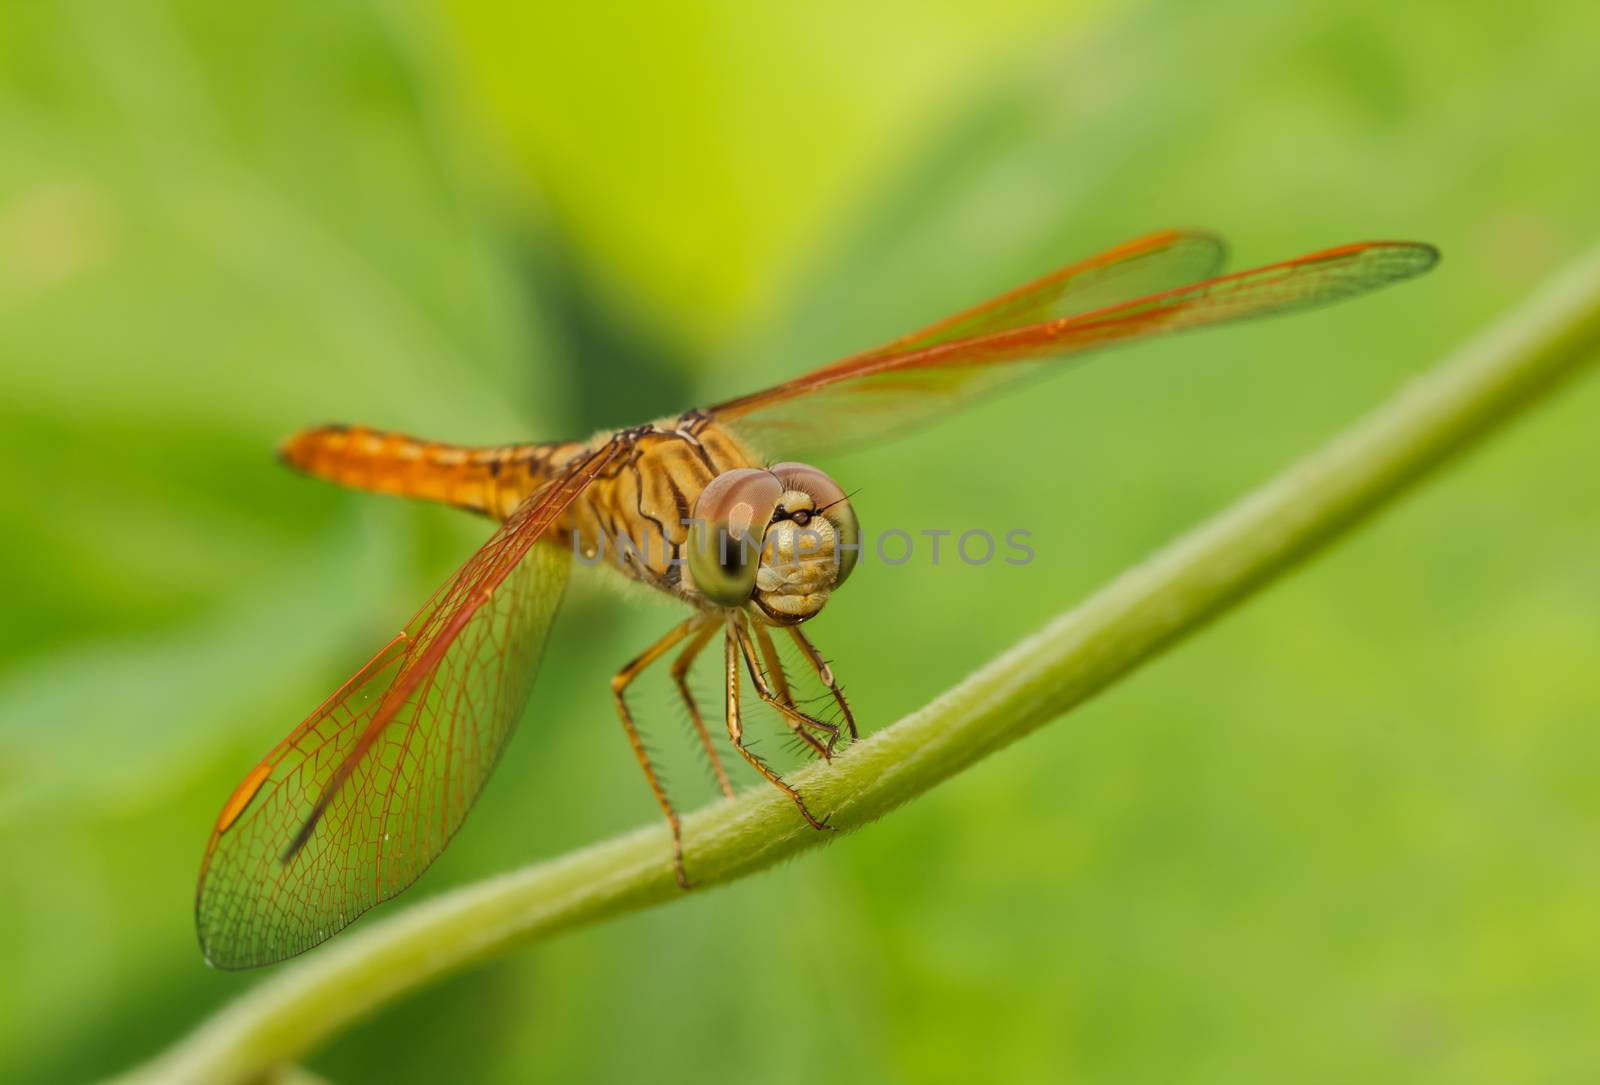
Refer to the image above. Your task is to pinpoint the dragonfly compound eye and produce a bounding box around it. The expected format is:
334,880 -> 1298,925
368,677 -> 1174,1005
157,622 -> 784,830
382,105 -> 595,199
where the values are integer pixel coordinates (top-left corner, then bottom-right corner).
770,462 -> 860,587
688,468 -> 783,606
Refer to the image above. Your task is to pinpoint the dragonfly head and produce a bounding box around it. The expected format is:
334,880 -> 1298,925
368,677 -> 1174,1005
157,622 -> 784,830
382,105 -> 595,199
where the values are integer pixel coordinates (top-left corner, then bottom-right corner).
686,462 -> 859,623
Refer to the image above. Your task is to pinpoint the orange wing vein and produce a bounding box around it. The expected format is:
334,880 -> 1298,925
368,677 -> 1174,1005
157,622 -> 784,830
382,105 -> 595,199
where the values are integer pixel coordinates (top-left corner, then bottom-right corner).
195,440 -> 621,970
710,235 -> 1438,454
849,227 -> 1227,361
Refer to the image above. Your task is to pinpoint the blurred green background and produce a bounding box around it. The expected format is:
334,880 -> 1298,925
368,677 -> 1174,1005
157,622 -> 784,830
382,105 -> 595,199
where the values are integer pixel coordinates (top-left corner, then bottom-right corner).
3,1 -> 1598,1082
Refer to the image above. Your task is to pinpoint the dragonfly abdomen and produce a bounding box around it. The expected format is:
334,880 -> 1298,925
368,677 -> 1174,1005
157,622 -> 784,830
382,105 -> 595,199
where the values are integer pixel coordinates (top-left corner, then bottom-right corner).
278,423 -> 582,519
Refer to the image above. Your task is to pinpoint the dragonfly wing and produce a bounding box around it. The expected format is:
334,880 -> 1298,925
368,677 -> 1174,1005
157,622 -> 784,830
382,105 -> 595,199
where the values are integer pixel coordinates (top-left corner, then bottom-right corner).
857,227 -> 1227,359
710,238 -> 1437,456
195,441 -> 621,970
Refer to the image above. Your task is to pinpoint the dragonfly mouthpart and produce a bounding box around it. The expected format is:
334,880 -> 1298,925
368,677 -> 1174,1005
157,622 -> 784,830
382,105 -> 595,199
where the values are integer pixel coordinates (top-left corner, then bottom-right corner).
753,495 -> 841,621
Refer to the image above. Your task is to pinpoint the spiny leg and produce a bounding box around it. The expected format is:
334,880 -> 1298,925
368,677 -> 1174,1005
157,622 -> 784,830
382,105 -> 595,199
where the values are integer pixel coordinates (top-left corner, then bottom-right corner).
753,622 -> 840,756
724,619 -> 831,831
733,619 -> 838,761
752,623 -> 796,708
670,620 -> 734,800
786,624 -> 859,743
612,614 -> 710,889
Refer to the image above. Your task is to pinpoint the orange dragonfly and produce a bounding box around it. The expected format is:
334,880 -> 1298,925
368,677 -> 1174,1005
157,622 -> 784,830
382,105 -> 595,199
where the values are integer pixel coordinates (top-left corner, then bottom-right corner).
196,229 -> 1437,968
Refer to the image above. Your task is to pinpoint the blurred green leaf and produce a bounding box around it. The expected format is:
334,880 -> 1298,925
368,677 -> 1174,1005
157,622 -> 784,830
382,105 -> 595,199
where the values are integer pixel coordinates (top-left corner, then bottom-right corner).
434,0 -> 1092,344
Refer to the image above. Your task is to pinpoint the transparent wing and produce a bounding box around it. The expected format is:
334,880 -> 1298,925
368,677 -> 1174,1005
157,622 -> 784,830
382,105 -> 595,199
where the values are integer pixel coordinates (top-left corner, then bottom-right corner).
853,227 -> 1226,359
709,238 -> 1438,456
195,441 -> 621,970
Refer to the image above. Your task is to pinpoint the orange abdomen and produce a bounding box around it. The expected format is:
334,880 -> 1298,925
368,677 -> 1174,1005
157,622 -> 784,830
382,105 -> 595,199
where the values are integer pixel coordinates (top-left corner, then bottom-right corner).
279,424 -> 582,520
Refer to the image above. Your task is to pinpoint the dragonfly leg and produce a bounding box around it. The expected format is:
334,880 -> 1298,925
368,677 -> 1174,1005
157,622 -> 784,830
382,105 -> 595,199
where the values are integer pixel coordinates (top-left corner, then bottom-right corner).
752,623 -> 796,707
724,620 -> 831,831
733,620 -> 838,763
669,620 -> 734,799
612,614 -> 712,889
785,624 -> 858,744
751,623 -> 840,757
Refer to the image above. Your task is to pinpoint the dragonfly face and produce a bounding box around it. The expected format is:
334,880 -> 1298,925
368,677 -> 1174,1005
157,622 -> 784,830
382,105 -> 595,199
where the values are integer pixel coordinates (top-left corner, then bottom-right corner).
198,229 -> 1438,968
686,462 -> 860,623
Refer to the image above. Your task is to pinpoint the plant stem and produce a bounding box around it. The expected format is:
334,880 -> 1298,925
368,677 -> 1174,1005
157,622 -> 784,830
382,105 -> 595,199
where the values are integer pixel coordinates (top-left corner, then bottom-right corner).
122,246 -> 1600,1085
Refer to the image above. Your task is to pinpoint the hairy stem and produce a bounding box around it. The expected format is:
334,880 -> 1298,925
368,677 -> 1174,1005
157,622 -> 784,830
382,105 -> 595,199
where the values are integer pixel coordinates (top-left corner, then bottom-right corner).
123,246 -> 1600,1084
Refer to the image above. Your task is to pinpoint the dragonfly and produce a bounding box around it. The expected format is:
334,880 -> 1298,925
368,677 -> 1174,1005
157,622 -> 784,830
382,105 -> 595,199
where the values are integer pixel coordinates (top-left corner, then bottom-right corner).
196,228 -> 1437,968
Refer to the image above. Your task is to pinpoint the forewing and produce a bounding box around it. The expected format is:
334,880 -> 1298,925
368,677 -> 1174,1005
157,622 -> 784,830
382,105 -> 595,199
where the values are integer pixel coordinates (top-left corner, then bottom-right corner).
711,239 -> 1437,455
195,441 -> 620,970
856,228 -> 1226,359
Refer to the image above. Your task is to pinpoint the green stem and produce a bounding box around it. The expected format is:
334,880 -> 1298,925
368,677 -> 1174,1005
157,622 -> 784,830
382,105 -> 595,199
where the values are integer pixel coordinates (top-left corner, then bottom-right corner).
123,247 -> 1600,1085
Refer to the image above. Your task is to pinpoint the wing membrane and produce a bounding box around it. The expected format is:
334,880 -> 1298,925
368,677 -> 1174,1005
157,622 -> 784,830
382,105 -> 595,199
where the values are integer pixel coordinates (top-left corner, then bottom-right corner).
711,238 -> 1438,455
856,227 -> 1226,360
195,441 -> 620,970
